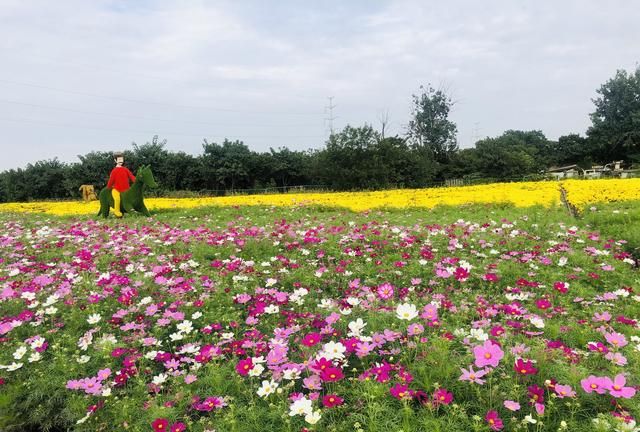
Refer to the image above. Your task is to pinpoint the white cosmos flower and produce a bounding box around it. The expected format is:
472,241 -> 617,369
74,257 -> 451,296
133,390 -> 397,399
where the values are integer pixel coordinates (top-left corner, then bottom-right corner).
87,314 -> 101,325
347,318 -> 366,337
152,373 -> 167,385
530,316 -> 545,329
257,379 -> 278,398
264,304 -> 279,314
0,362 -> 24,371
13,346 -> 27,360
319,341 -> 346,361
289,397 -> 313,416
305,410 -> 322,425
177,320 -> 193,334
248,363 -> 264,377
396,303 -> 418,321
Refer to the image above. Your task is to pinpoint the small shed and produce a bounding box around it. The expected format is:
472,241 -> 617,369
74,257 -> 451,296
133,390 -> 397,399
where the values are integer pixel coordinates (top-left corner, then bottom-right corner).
547,164 -> 582,179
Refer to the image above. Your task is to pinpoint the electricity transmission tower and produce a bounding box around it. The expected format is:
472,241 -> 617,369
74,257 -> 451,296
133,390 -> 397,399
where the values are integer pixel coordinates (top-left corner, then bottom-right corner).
325,96 -> 337,136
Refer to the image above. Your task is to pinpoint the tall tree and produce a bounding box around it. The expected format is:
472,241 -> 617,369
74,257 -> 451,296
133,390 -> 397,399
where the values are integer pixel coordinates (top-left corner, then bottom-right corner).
407,85 -> 459,165
587,66 -> 640,162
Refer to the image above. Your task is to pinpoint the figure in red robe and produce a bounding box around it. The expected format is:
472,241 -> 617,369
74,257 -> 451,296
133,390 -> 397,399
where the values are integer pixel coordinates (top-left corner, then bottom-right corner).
107,151 -> 135,217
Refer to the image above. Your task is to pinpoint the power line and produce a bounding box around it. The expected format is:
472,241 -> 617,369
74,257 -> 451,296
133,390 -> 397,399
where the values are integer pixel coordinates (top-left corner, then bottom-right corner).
0,78 -> 324,116
0,116 -> 325,139
0,98 -> 323,128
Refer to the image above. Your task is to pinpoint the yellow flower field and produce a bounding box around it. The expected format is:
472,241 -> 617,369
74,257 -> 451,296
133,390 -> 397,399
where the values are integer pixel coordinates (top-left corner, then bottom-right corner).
0,179 -> 638,216
561,178 -> 640,212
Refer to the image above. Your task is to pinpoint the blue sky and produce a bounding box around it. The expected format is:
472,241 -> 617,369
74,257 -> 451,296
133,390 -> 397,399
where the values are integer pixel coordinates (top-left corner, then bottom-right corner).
0,0 -> 638,171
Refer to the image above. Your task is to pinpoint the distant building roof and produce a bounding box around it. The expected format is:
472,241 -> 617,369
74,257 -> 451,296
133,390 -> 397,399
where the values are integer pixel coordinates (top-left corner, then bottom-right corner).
547,164 -> 580,173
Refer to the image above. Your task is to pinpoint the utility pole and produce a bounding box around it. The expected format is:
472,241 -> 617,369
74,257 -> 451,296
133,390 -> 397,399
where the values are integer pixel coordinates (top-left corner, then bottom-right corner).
325,96 -> 337,136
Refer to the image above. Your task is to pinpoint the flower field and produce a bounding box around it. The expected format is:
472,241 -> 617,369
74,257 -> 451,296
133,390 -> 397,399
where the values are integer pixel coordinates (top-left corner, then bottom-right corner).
1,178 -> 639,216
1,187 -> 639,431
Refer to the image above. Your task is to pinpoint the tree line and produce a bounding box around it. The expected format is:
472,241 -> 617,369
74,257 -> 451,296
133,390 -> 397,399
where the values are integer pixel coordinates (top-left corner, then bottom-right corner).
1,65 -> 638,203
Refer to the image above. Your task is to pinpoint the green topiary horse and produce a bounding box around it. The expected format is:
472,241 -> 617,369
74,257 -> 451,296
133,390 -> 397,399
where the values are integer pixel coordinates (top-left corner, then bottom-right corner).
97,165 -> 158,218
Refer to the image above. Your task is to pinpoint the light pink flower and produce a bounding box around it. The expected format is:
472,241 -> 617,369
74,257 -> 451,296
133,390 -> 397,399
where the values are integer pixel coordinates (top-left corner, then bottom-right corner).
503,400 -> 520,411
473,340 -> 504,368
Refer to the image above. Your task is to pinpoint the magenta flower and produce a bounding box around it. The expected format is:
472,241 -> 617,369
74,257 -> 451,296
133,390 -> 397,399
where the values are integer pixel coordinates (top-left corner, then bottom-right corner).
580,375 -> 611,394
458,365 -> 487,384
322,394 -> 344,407
236,357 -> 254,376
485,410 -> 503,431
151,418 -> 169,432
320,366 -> 344,382
609,374 -> 636,398
587,342 -> 609,354
301,332 -> 321,347
433,388 -> 453,405
513,358 -> 538,375
473,340 -> 504,368
170,423 -> 186,432
390,383 -> 413,400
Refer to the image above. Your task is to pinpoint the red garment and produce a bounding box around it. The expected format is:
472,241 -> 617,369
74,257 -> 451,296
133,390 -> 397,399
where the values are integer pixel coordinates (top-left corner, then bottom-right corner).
107,166 -> 136,192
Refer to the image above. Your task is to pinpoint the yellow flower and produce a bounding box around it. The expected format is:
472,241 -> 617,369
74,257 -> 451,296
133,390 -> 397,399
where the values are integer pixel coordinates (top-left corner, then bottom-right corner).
1,179 -> 637,216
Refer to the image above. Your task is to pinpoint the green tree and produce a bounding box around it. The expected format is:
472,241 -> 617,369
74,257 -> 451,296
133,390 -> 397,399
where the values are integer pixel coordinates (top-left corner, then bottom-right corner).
473,131 -> 546,179
319,125 -> 381,190
407,85 -> 459,165
587,66 -> 640,162
200,139 -> 255,192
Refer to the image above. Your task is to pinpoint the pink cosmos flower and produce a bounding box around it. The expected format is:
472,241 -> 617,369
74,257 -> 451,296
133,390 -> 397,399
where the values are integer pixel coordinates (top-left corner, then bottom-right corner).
301,332 -> 322,347
485,410 -> 503,431
473,340 -> 504,368
587,342 -> 609,354
236,357 -> 254,376
96,368 -> 111,381
554,384 -> 576,398
421,304 -> 438,321
184,374 -> 197,384
609,374 -> 636,399
356,341 -> 375,358
605,352 -> 628,366
201,396 -> 227,411
390,383 -> 413,400
322,394 -> 344,407
152,418 -> 169,432
604,332 -> 628,348
513,358 -> 538,375
170,423 -> 186,432
376,283 -> 394,300
593,311 -> 611,322
432,388 -> 453,405
458,365 -> 488,384
407,323 -> 424,336
320,367 -> 344,382
303,375 -> 322,390
553,281 -> 569,293
581,375 -> 611,394
503,400 -> 520,411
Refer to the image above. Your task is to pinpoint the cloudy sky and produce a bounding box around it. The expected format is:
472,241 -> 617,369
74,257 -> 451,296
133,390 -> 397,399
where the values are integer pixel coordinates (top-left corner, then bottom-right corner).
1,0 -> 638,171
